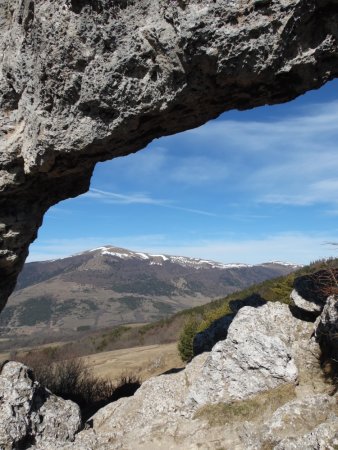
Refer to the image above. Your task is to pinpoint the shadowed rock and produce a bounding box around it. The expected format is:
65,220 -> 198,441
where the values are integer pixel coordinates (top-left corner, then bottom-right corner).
2,0 -> 338,310
193,294 -> 266,355
290,269 -> 338,318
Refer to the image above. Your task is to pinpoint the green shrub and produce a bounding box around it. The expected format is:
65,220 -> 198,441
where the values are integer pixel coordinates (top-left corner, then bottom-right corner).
196,302 -> 232,334
178,302 -> 233,362
178,316 -> 199,361
95,325 -> 131,351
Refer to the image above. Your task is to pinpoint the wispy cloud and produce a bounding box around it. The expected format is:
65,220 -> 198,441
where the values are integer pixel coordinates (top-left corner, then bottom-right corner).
93,100 -> 338,201
182,100 -> 338,207
84,188 -> 219,217
170,156 -> 229,185
85,188 -> 166,205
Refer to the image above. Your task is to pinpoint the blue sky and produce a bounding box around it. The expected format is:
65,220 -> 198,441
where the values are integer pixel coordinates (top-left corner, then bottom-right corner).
28,80 -> 338,264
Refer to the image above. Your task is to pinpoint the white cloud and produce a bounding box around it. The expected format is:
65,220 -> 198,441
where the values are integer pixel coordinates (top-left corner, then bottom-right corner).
91,100 -> 338,202
181,100 -> 338,207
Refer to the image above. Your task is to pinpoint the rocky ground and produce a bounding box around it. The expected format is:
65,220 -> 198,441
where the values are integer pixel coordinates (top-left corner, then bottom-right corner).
0,278 -> 337,449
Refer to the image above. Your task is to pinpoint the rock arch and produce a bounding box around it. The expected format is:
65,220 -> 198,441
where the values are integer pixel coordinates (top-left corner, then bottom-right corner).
1,0 -> 338,311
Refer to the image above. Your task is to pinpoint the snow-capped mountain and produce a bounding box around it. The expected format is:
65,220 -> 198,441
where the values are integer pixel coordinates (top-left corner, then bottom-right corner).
2,245 -> 300,336
84,245 -> 299,270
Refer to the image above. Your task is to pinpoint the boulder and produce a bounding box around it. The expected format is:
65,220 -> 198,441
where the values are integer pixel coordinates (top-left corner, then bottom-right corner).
0,361 -> 81,449
315,295 -> 338,370
274,417 -> 338,450
290,270 -> 338,317
290,288 -> 322,315
188,303 -> 306,406
260,394 -> 338,446
28,300 -> 335,449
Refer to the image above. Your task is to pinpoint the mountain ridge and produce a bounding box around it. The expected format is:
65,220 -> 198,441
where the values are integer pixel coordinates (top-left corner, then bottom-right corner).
1,245 -> 300,340
47,245 -> 299,270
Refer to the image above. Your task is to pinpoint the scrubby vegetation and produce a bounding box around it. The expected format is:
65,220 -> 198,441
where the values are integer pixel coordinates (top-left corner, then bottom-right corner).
12,347 -> 141,421
94,325 -> 131,352
194,383 -> 296,426
17,296 -> 53,326
178,316 -> 199,362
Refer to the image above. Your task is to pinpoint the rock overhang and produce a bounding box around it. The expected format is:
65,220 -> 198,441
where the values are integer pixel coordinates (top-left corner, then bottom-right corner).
1,0 -> 338,311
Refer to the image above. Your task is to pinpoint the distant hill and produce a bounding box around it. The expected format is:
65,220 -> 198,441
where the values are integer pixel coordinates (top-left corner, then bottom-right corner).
0,245 -> 299,338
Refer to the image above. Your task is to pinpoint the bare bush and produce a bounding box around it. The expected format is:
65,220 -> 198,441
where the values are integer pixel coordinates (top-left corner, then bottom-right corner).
12,347 -> 141,421
311,265 -> 338,299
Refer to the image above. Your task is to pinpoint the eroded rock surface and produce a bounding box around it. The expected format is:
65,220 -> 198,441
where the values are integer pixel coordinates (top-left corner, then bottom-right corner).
2,0 -> 338,310
188,303 -> 304,405
242,394 -> 338,449
3,299 -> 337,449
315,294 -> 338,371
0,361 -> 81,449
56,301 -> 334,450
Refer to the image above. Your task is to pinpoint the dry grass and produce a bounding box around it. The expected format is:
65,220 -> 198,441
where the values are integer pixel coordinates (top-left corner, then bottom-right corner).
194,383 -> 296,427
11,347 -> 142,421
82,342 -> 184,382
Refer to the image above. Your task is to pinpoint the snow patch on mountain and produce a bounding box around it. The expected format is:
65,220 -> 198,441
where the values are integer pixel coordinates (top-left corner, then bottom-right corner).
77,246 -> 300,271
95,247 -> 257,270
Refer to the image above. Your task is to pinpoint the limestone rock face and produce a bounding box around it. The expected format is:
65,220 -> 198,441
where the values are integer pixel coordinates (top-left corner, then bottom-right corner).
315,295 -> 338,366
63,301 -> 319,450
3,300 -> 336,449
1,0 -> 338,310
241,394 -> 338,450
188,303 -> 303,405
0,361 -> 81,449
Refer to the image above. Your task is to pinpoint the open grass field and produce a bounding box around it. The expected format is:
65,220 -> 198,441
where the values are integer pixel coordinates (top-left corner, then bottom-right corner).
81,342 -> 184,381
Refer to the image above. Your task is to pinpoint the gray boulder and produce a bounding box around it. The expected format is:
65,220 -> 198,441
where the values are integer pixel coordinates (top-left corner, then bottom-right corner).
193,295 -> 267,356
315,295 -> 338,370
188,303 -> 303,406
274,417 -> 338,450
261,394 -> 338,446
0,361 -> 81,449
36,300 -> 335,449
